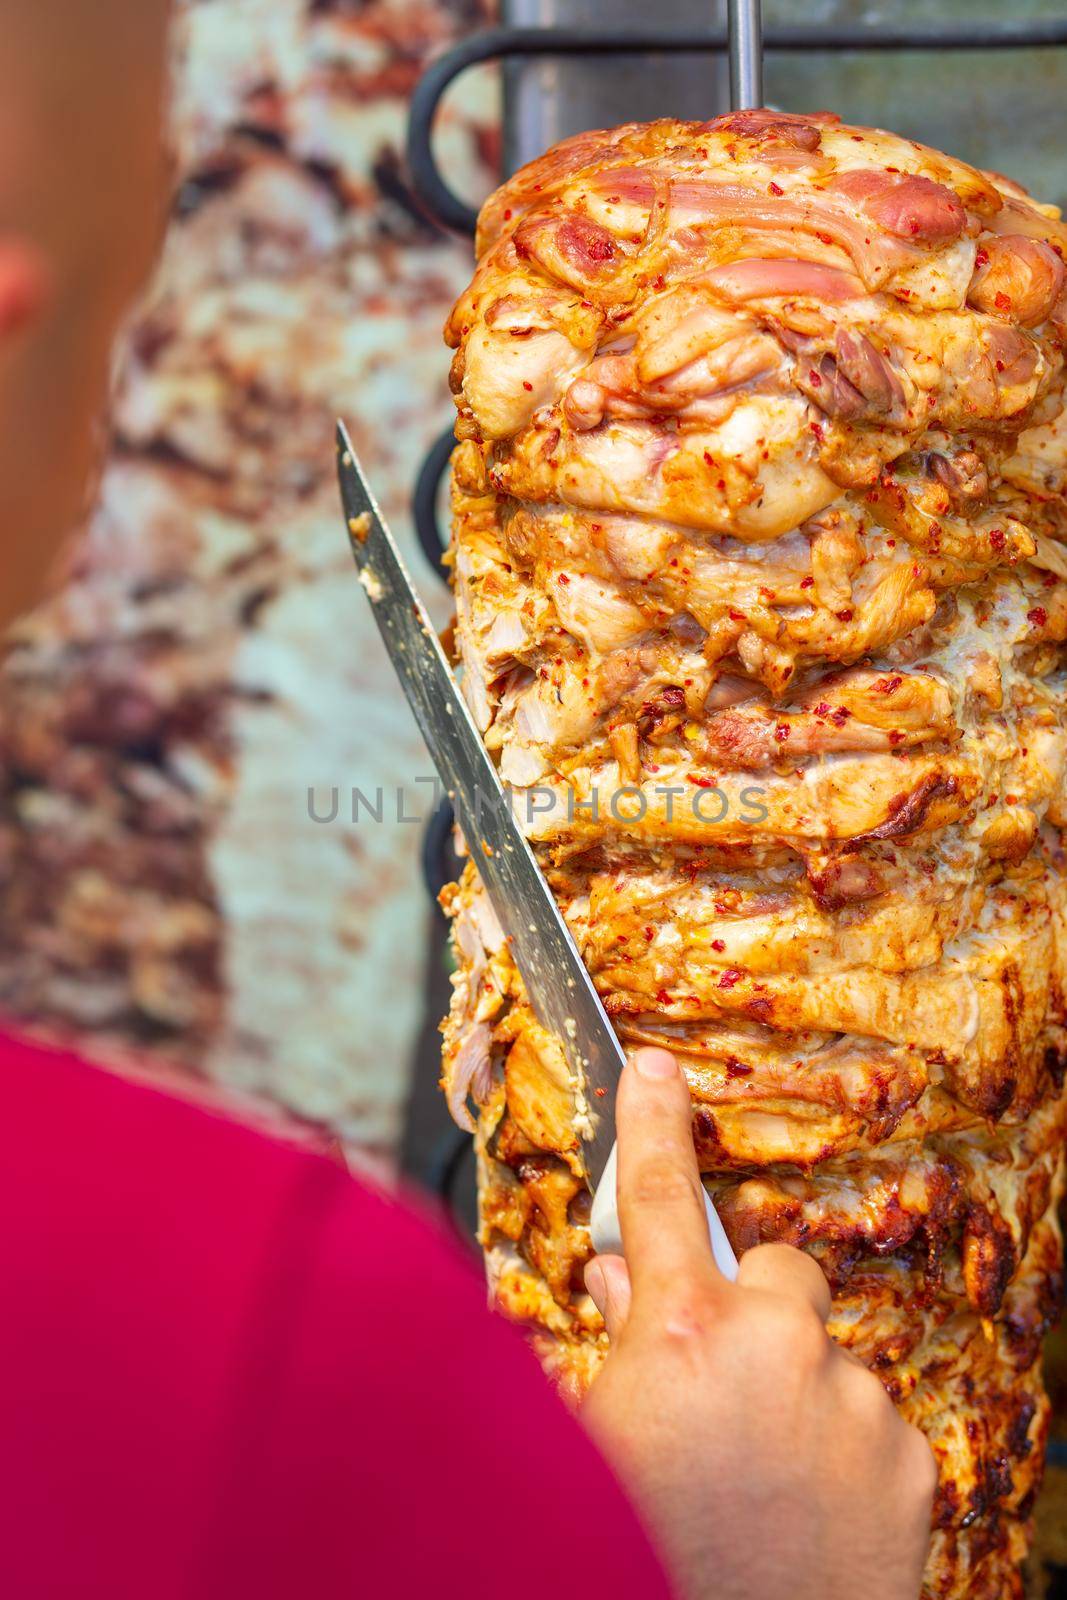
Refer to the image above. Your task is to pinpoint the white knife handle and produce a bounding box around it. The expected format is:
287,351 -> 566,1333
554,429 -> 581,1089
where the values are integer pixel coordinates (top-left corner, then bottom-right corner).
589,1141 -> 739,1282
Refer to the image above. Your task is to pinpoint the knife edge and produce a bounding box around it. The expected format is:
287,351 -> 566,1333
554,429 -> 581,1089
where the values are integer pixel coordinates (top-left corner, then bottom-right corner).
335,420 -> 627,1187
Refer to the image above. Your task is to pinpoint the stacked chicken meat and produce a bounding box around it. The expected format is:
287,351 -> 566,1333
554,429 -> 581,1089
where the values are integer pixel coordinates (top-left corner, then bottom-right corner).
440,111 -> 1067,1598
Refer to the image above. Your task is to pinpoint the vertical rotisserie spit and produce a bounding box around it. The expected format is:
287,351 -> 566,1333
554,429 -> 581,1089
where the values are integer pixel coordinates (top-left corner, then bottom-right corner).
439,111 -> 1067,1598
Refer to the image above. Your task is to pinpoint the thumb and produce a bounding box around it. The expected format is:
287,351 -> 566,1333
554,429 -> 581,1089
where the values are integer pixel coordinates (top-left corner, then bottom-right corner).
584,1253 -> 632,1340
616,1047 -> 722,1306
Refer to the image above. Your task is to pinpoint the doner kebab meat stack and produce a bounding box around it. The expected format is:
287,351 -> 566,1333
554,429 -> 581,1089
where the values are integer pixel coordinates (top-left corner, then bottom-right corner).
438,110 -> 1067,1598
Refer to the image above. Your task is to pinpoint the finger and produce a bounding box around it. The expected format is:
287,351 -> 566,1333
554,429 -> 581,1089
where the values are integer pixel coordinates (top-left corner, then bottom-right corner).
584,1254 -> 632,1340
736,1242 -> 833,1322
616,1047 -> 724,1304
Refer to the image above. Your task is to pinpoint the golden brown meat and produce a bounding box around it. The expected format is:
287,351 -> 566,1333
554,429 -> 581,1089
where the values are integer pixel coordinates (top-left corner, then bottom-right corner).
440,110 -> 1067,1599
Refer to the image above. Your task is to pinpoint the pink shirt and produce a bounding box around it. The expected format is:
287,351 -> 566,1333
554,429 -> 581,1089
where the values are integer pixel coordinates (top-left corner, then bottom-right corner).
0,1032 -> 672,1598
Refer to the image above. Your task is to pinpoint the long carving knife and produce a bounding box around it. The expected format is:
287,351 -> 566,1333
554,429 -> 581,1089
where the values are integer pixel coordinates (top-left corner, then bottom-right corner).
336,421 -> 736,1278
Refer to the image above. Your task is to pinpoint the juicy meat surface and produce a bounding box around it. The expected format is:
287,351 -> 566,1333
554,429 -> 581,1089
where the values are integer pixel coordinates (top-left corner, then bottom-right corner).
440,111 -> 1067,1600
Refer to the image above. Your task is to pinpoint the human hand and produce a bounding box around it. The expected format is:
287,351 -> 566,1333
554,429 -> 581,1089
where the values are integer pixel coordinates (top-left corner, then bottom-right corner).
581,1047 -> 936,1600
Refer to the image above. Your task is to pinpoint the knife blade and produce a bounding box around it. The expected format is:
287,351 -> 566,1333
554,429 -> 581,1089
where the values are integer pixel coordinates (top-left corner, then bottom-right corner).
336,421 -> 736,1276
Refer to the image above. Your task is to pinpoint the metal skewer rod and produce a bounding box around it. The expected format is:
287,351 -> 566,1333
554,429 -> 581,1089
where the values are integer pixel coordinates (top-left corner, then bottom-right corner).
727,0 -> 764,109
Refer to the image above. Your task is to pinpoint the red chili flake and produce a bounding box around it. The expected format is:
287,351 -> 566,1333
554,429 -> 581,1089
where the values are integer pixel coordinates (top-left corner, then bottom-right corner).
643,926 -> 655,942
813,701 -> 831,718
810,421 -> 825,442
774,723 -> 791,742
1028,606 -> 1048,627
830,706 -> 852,726
975,248 -> 989,267
888,730 -> 906,745
874,675 -> 903,694
503,208 -> 512,220
655,988 -> 672,1005
522,380 -> 533,391
994,291 -> 1012,312
711,939 -> 726,952
808,368 -> 823,388
769,181 -> 784,196
703,449 -> 715,466
886,166 -> 900,174
718,968 -> 742,990
725,1058 -> 753,1079
995,360 -> 1005,373
1005,794 -> 1019,806
816,230 -> 833,246
989,528 -> 1006,550
728,608 -> 745,621
836,609 -> 854,622
687,775 -> 715,788
684,677 -> 692,686
557,573 -> 570,584
887,538 -> 896,548
595,1086 -> 607,1097
800,575 -> 814,589
651,274 -> 666,290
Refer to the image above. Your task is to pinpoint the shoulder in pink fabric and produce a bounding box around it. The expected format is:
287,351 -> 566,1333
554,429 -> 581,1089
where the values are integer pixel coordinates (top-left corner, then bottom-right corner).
0,1031 -> 671,1600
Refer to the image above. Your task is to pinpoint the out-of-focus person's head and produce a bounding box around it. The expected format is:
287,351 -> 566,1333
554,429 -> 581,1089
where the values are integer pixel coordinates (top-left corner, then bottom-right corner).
0,0 -> 170,628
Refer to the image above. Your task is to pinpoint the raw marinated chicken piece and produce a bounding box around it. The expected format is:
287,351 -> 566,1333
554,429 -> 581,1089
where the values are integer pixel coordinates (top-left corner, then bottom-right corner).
439,112 -> 1067,1600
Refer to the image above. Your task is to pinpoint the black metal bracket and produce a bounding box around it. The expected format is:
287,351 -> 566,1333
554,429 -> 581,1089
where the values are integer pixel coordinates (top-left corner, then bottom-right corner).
407,21 -> 1067,235
421,795 -> 459,905
413,424 -> 455,577
425,1124 -> 478,1239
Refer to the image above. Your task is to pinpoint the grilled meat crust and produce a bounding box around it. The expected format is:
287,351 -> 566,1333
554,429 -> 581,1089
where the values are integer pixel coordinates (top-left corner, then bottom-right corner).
440,110 -> 1067,1597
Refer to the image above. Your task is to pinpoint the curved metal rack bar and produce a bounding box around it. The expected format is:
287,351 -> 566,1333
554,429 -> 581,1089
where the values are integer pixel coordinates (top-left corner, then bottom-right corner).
413,424 -> 455,577
407,21 -> 1067,235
